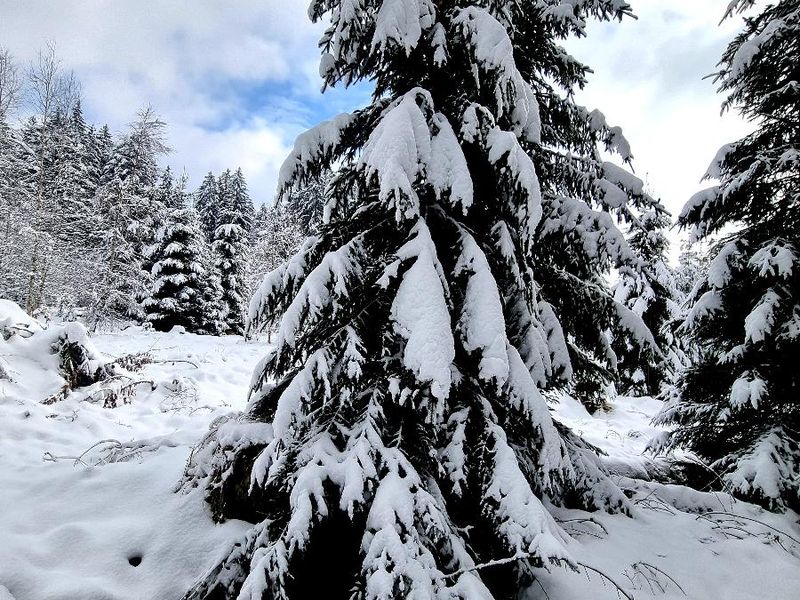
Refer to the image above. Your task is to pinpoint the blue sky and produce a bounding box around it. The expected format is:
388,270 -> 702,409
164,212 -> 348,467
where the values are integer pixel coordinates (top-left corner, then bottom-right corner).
0,0 -> 751,236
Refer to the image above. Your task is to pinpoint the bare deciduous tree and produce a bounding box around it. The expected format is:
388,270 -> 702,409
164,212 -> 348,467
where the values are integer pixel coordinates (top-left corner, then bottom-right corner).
24,43 -> 81,313
0,47 -> 22,120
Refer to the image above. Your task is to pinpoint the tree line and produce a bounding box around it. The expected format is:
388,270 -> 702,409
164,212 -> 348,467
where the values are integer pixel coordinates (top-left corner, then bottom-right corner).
0,45 -> 311,332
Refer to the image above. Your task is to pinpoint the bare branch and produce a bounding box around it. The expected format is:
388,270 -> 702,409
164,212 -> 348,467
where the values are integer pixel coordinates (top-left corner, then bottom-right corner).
0,46 -> 22,120
442,553 -> 634,600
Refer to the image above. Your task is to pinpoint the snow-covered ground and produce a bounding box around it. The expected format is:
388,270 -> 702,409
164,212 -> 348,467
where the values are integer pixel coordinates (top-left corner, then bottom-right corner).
0,325 -> 259,600
542,394 -> 800,600
1,323 -> 798,599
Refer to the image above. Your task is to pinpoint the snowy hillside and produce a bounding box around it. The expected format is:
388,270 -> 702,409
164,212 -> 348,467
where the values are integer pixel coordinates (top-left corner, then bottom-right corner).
1,323 -> 797,600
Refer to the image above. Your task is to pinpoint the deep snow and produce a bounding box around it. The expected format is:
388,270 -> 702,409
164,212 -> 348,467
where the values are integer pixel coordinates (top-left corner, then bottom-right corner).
0,324 -> 798,599
0,326 -> 259,600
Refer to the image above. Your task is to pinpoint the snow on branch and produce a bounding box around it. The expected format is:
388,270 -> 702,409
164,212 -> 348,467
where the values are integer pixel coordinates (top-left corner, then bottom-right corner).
454,229 -> 509,388
487,127 -> 543,238
452,6 -> 541,142
371,0 -> 436,56
389,219 -> 455,405
356,88 -> 476,221
275,235 -> 364,351
278,112 -> 354,194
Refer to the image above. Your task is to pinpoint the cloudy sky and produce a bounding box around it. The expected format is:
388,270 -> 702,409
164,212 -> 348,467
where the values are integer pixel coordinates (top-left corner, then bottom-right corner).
0,1 -> 752,231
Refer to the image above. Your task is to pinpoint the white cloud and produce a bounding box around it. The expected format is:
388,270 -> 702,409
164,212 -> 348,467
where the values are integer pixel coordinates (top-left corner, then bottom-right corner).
169,117 -> 293,207
566,0 -> 753,255
0,0 -> 326,202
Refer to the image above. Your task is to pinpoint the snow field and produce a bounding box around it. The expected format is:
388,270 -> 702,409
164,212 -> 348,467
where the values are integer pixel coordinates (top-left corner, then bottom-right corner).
0,326 -> 798,599
0,328 -> 260,600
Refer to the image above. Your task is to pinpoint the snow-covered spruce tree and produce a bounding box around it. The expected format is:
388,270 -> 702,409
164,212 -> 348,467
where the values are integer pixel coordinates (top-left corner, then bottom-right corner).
104,107 -> 171,315
181,2 -> 662,598
144,205 -> 212,333
213,214 -> 250,335
154,165 -> 176,209
100,106 -> 170,262
673,240 -> 707,299
613,208 -> 682,396
247,204 -> 305,297
282,169 -> 331,236
230,167 -> 255,232
195,171 -> 220,243
653,0 -> 800,511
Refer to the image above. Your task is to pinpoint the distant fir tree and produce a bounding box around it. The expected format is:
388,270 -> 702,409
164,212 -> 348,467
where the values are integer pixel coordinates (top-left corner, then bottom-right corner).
674,240 -> 707,299
65,101 -> 98,201
93,177 -> 150,323
93,107 -> 170,323
247,203 -> 304,297
194,171 -> 219,244
1,47 -> 35,302
154,165 -> 176,209
93,124 -> 114,182
199,239 -> 224,336
283,169 -> 330,235
613,208 -> 682,396
654,0 -> 800,511
212,170 -> 253,335
180,2 -> 665,598
53,102 -> 102,249
216,168 -> 232,214
0,97 -> 26,300
213,221 -> 248,335
103,106 -> 168,192
144,205 -> 213,333
195,171 -> 219,242
229,167 -> 255,232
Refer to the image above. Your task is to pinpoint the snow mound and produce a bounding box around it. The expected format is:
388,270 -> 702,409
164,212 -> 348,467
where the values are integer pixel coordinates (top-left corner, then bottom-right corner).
0,299 -> 42,337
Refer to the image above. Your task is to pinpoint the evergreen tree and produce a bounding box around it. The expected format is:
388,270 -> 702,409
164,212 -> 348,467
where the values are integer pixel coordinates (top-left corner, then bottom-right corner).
654,0 -> 800,511
216,168 -> 232,217
195,171 -> 220,242
66,101 -> 98,201
230,167 -> 255,232
213,220 -> 248,335
199,239 -> 225,336
247,203 -> 304,297
613,208 -> 682,396
283,170 -> 330,236
181,2 -> 663,598
144,206 -> 212,333
154,165 -> 176,209
93,177 -> 149,323
674,240 -> 707,299
92,108 -> 170,323
55,102 -> 101,249
93,124 -> 114,183
209,169 -> 253,334
0,108 -> 28,301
